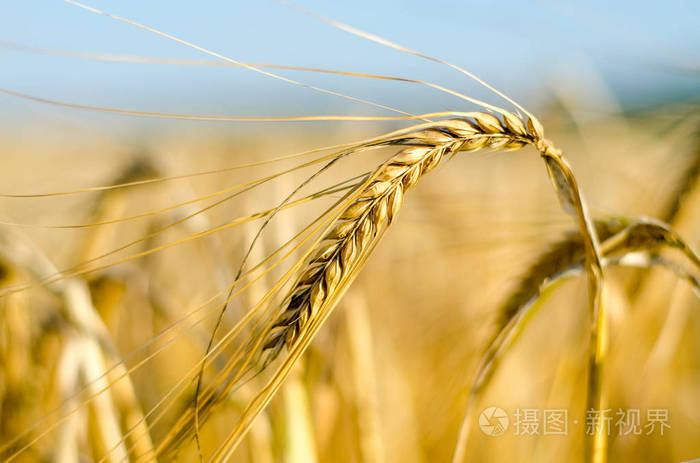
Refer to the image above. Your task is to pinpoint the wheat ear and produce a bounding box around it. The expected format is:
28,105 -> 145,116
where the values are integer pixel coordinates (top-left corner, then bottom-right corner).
260,112 -> 535,365
452,216 -> 700,459
200,112 -> 540,462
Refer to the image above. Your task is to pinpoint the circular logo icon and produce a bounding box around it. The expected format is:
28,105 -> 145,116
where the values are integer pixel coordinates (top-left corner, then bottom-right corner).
479,406 -> 509,436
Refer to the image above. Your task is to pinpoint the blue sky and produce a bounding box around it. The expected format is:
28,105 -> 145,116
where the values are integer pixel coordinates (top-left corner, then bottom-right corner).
0,0 -> 698,124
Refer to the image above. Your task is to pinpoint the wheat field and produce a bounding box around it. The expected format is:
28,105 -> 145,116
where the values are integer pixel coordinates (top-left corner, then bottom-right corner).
0,2 -> 699,462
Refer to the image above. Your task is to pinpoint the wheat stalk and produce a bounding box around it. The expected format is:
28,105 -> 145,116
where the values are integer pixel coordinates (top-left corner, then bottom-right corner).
343,290 -> 385,463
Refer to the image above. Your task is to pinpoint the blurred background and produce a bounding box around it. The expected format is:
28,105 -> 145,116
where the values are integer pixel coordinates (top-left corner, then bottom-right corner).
0,1 -> 699,462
